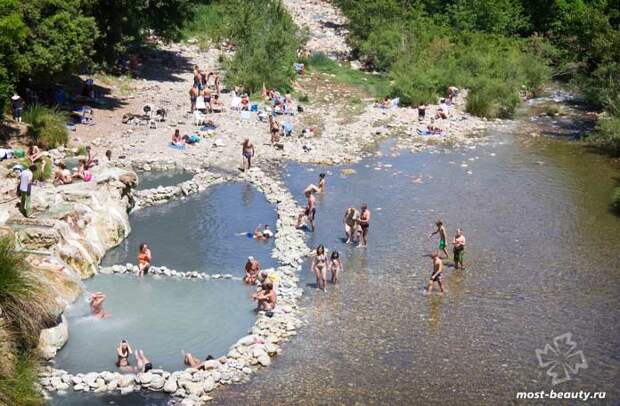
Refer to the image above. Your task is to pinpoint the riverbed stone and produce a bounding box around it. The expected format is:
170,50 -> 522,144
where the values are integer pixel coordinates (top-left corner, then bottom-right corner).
119,374 -> 136,387
202,376 -> 216,392
163,378 -> 178,393
137,371 -> 153,384
148,374 -> 165,390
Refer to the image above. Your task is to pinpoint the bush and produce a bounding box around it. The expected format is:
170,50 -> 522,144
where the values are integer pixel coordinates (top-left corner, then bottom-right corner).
21,105 -> 68,149
19,157 -> 52,182
588,114 -> 620,157
612,187 -> 620,214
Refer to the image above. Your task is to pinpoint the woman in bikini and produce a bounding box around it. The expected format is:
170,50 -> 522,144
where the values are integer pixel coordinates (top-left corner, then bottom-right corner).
137,242 -> 151,277
329,251 -> 343,284
116,340 -> 133,368
72,159 -> 92,182
312,244 -> 328,292
343,207 -> 359,244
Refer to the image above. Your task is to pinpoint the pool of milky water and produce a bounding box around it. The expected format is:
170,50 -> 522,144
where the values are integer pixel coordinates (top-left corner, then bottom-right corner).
135,169 -> 194,191
53,182 -> 277,376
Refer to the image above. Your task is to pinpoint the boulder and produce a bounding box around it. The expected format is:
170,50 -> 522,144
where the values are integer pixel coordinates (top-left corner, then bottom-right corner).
38,316 -> 69,359
202,376 -> 216,393
163,378 -> 178,393
137,371 -> 153,384
119,374 -> 136,388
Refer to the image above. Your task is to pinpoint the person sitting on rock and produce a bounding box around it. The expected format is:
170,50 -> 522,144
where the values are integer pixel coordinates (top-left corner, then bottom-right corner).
253,281 -> 276,311
89,292 -> 110,318
244,256 -> 261,284
183,352 -> 214,369
137,242 -> 151,277
72,159 -> 92,182
53,163 -> 73,185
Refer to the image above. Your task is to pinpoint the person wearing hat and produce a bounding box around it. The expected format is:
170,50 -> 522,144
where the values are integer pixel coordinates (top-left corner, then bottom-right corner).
244,256 -> 261,284
11,94 -> 24,122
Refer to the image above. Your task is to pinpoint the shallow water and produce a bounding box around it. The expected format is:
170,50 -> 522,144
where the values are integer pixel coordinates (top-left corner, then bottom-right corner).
51,113 -> 620,404
212,128 -> 620,404
54,275 -> 255,373
135,170 -> 193,191
102,182 -> 278,274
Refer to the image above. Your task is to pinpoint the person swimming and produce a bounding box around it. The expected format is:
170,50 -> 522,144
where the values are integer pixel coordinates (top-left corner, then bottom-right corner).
250,224 -> 273,240
89,292 -> 110,319
183,352 -> 215,369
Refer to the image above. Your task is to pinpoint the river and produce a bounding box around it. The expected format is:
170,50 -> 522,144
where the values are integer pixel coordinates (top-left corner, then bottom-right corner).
51,101 -> 620,405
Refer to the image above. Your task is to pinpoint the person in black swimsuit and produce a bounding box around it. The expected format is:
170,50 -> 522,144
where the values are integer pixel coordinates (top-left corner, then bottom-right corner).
359,204 -> 371,247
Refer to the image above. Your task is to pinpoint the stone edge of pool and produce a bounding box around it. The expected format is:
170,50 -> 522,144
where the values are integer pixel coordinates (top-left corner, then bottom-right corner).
39,166 -> 310,405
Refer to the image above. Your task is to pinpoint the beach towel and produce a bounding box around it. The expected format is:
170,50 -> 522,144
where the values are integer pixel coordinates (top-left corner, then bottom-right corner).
169,143 -> 186,151
195,96 -> 206,111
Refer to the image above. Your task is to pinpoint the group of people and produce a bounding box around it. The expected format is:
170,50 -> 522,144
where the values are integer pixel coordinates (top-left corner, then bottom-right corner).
311,245 -> 343,292
53,146 -> 97,185
243,256 -> 277,313
189,65 -> 221,113
427,220 -> 467,293
261,87 -> 296,115
342,204 -> 371,247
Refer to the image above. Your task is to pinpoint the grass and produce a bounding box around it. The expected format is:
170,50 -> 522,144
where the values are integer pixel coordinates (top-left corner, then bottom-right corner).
21,105 -> 68,149
305,53 -> 390,98
181,3 -> 227,47
0,355 -> 43,406
0,236 -> 51,349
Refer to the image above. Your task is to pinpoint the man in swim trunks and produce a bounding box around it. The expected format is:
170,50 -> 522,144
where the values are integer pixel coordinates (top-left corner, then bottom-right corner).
429,220 -> 449,258
89,292 -> 110,318
253,281 -> 277,311
452,228 -> 466,270
359,204 -> 371,247
241,138 -> 255,171
244,256 -> 260,284
426,251 -> 445,294
296,189 -> 316,231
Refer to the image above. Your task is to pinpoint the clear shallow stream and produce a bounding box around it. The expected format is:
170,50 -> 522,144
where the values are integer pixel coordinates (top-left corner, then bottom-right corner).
51,110 -> 620,405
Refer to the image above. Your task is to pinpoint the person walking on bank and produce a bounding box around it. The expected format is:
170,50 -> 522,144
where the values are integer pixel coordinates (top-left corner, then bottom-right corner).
18,165 -> 35,217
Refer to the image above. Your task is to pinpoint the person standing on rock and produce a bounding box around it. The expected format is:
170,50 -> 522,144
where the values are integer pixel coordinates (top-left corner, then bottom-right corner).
359,204 -> 371,247
312,245 -> 328,292
426,251 -> 445,294
137,242 -> 151,277
452,228 -> 466,270
18,164 -> 35,218
241,138 -> 255,171
296,189 -> 316,231
189,86 -> 198,112
429,220 -> 449,259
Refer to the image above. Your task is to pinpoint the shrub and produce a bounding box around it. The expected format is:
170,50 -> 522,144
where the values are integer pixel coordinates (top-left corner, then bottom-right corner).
22,105 -> 68,149
19,157 -> 52,182
588,114 -> 620,157
612,187 -> 620,214
0,355 -> 42,406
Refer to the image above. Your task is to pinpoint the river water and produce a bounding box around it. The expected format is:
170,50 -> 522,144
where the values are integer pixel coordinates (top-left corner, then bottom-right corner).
51,107 -> 620,405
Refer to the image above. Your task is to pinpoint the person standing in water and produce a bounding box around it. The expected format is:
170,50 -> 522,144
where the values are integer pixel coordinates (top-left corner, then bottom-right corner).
359,204 -> 371,247
137,242 -> 151,277
429,220 -> 449,259
241,138 -> 255,171
452,228 -> 466,270
312,245 -> 328,292
426,251 -> 445,294
317,173 -> 326,193
296,189 -> 316,231
343,207 -> 360,243
329,251 -> 343,284
89,292 -> 110,318
116,340 -> 133,368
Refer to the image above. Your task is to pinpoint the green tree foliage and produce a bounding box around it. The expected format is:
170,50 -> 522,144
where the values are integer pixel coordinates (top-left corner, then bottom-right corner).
184,0 -> 302,93
0,0 -> 97,114
80,0 -> 196,63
